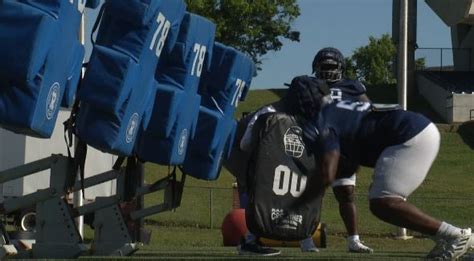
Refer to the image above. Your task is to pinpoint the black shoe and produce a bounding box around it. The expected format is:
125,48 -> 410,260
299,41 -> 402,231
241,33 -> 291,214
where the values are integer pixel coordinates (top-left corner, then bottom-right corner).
237,238 -> 281,256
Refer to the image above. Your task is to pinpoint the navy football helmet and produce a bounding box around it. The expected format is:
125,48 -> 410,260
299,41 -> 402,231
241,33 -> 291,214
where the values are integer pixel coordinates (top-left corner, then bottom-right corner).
286,76 -> 329,119
312,47 -> 345,83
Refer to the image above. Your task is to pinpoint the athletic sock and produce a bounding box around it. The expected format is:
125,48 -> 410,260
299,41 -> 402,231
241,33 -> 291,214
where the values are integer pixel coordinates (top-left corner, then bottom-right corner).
245,231 -> 257,244
347,235 -> 360,243
300,237 -> 315,246
436,222 -> 463,240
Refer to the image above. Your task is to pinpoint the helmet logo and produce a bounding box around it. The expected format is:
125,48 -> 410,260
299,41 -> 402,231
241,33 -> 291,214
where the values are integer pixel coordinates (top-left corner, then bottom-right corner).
283,126 -> 305,158
126,113 -> 139,144
46,82 -> 60,120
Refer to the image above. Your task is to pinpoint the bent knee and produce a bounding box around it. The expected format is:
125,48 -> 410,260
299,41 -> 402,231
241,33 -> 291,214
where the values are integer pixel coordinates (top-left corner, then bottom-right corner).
333,185 -> 355,204
369,197 -> 404,216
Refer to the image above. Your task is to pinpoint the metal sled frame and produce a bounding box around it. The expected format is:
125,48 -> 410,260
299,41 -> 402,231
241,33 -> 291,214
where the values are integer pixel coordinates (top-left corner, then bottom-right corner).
0,154 -> 185,258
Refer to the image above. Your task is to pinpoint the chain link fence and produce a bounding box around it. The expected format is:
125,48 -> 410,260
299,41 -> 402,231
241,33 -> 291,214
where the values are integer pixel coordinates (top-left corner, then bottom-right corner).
144,185 -> 474,236
415,47 -> 472,71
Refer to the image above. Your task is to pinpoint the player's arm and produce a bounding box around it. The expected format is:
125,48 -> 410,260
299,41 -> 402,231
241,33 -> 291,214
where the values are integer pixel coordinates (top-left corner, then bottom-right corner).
357,93 -> 370,103
240,106 -> 276,151
356,81 -> 370,102
318,128 -> 341,187
320,149 -> 340,187
303,119 -> 340,188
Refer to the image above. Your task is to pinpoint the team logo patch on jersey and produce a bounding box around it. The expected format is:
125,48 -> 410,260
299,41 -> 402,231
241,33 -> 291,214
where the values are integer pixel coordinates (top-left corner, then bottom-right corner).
46,82 -> 60,120
283,126 -> 305,158
126,113 -> 139,144
177,128 -> 188,156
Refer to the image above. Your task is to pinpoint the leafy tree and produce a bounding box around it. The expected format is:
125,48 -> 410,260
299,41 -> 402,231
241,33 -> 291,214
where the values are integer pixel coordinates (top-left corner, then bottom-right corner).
350,34 -> 397,85
415,57 -> 426,70
185,0 -> 300,69
348,34 -> 426,84
344,57 -> 357,80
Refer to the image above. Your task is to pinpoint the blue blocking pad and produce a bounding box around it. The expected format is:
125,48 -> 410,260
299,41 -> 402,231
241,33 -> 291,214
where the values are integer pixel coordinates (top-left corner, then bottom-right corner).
183,43 -> 255,180
136,13 -> 216,165
75,0 -> 186,156
86,0 -> 100,9
0,0 -> 88,137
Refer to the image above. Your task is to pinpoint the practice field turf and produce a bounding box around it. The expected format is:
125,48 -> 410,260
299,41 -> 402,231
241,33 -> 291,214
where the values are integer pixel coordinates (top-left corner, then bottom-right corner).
80,87 -> 474,260
79,228 -> 473,260
134,227 -> 435,260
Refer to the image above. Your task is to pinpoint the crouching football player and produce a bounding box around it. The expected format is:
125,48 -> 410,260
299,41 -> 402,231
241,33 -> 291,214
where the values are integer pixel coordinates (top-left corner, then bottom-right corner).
302,87 -> 474,259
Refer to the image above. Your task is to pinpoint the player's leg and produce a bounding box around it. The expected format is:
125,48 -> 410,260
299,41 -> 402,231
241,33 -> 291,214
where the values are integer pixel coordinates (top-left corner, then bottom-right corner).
368,123 -> 474,259
333,182 -> 357,236
332,178 -> 373,253
236,190 -> 281,256
237,232 -> 281,256
368,122 -> 442,234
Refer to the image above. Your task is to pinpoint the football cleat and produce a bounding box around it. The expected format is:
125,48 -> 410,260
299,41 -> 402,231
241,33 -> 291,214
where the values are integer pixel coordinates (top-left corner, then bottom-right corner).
237,238 -> 281,256
426,239 -> 447,259
348,239 -> 374,253
437,228 -> 474,259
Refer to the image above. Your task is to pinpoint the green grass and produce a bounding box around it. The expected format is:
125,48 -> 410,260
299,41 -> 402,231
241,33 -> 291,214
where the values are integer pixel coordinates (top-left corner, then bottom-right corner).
135,227 -> 436,260
96,86 -> 474,259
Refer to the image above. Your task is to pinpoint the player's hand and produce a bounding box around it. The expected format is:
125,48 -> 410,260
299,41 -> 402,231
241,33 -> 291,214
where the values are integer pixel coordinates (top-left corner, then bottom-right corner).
302,117 -> 320,148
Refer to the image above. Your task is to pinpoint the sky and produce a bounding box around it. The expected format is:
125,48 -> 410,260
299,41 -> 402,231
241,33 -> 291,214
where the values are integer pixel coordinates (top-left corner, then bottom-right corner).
85,0 -> 452,90
251,0 -> 451,89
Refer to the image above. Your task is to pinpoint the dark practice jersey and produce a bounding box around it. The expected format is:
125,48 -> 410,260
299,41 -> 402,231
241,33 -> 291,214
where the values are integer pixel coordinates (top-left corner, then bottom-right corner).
226,76 -> 367,185
329,79 -> 367,101
304,100 -> 431,167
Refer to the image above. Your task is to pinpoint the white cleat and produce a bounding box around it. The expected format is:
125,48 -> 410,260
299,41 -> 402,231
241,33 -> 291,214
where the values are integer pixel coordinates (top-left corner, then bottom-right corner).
439,228 -> 474,260
348,239 -> 374,253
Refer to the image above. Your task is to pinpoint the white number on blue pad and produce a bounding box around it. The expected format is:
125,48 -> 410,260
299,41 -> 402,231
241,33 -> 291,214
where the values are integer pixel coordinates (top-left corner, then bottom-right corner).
149,12 -> 171,58
191,43 -> 207,77
69,0 -> 86,13
231,79 -> 246,107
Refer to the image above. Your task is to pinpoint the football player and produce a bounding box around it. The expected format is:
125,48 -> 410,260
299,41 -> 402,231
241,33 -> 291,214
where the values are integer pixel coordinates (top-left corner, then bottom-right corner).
313,47 -> 370,102
227,47 -> 372,255
312,47 -> 373,253
229,76 -> 325,256
302,87 -> 474,259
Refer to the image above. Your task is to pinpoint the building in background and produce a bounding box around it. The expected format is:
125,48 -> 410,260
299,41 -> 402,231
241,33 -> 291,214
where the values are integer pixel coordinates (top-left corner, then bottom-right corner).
416,0 -> 474,123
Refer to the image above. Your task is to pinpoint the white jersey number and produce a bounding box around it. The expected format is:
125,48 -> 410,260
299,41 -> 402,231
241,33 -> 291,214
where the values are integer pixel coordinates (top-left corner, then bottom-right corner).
272,165 -> 307,198
336,100 -> 371,112
330,88 -> 342,101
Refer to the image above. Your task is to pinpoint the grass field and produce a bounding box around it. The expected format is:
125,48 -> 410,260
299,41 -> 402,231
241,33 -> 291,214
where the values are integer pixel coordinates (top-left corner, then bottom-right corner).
84,86 -> 474,260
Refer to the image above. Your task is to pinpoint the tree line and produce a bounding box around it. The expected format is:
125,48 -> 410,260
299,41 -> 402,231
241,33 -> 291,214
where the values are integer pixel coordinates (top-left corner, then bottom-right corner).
186,0 -> 424,86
